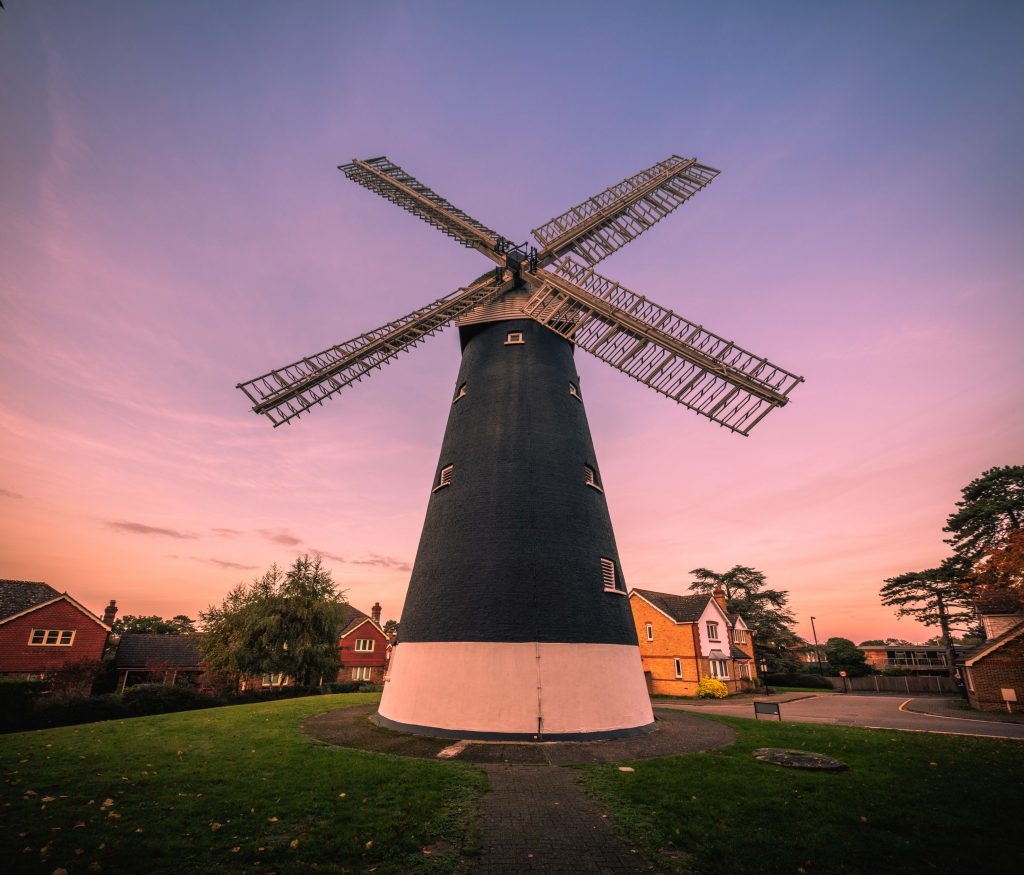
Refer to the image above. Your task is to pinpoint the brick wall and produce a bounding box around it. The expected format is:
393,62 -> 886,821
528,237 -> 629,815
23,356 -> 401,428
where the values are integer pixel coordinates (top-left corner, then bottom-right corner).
630,596 -> 702,696
337,622 -> 389,683
966,632 -> 1024,712
0,599 -> 108,675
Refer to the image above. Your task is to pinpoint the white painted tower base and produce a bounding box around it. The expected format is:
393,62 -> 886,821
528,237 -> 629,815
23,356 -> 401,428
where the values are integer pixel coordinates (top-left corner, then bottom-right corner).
376,642 -> 655,740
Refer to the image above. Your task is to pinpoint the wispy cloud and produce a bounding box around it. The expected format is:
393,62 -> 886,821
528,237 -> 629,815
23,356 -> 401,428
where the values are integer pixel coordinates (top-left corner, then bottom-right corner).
195,557 -> 259,571
211,528 -> 243,538
310,549 -> 347,563
0,488 -> 24,499
260,529 -> 302,547
106,520 -> 197,539
309,549 -> 411,573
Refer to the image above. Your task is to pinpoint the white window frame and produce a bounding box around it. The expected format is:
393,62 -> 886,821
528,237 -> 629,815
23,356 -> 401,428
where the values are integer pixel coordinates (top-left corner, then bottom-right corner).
453,383 -> 467,404
674,658 -> 683,679
710,659 -> 730,679
504,331 -> 524,345
351,666 -> 372,681
433,464 -> 454,492
262,671 -> 285,687
28,629 -> 76,646
584,465 -> 603,492
706,621 -> 720,642
645,623 -> 654,642
965,667 -> 975,691
354,638 -> 375,652
733,629 -> 746,644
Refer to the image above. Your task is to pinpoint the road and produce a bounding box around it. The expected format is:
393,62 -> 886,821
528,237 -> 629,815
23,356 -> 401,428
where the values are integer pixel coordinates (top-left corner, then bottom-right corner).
658,694 -> 1024,740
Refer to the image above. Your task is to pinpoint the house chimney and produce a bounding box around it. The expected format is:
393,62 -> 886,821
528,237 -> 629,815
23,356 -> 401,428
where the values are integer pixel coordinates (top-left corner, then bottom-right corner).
103,599 -> 118,626
712,587 -> 727,613
371,602 -> 382,624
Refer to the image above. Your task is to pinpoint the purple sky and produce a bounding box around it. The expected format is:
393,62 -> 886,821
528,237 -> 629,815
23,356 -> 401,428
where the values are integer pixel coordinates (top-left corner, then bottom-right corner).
1,1 -> 1022,644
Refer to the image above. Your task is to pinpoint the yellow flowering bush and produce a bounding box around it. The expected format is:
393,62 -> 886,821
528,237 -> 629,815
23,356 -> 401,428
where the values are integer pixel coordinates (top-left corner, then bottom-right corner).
697,676 -> 729,699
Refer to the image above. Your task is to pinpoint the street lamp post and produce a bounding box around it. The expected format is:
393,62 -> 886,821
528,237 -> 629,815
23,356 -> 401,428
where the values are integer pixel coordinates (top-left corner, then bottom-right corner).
810,616 -> 823,675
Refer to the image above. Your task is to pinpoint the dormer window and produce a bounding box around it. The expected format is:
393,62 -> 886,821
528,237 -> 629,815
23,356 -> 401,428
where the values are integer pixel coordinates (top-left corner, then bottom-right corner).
569,382 -> 582,401
505,331 -> 524,345
584,465 -> 603,492
433,464 -> 454,492
453,383 -> 466,404
601,557 -> 625,594
706,621 -> 720,642
733,629 -> 746,644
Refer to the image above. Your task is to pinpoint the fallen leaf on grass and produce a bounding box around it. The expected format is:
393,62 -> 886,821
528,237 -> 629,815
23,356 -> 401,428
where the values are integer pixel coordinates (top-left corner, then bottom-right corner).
211,823 -> 222,831
73,822 -> 86,829
290,839 -> 299,849
268,816 -> 278,823
231,847 -> 240,853
42,796 -> 56,803
365,841 -> 373,849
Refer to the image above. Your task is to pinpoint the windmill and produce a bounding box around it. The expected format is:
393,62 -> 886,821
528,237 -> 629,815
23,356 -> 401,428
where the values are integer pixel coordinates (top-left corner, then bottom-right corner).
238,154 -> 803,740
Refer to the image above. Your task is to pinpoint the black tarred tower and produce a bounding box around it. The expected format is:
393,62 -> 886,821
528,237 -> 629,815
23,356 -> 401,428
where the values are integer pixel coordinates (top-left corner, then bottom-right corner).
238,155 -> 803,739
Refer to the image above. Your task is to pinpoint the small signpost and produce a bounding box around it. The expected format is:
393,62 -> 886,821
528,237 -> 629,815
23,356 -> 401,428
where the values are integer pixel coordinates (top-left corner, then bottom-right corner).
840,670 -> 848,693
1001,688 -> 1017,714
754,700 -> 781,721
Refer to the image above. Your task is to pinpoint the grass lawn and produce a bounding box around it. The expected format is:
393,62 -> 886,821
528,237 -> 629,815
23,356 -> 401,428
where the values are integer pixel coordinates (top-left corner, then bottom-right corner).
1,693 -> 485,874
581,715 -> 1024,873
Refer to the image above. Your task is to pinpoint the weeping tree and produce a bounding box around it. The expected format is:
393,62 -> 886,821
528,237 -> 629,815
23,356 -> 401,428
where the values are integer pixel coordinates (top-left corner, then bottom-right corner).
200,555 -> 348,688
944,465 -> 1024,566
688,565 -> 801,672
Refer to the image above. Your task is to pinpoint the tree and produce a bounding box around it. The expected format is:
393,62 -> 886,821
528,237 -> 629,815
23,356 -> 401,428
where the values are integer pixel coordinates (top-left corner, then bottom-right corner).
113,614 -> 196,635
859,638 -> 912,646
824,637 -> 870,676
382,619 -> 399,637
944,466 -> 1024,566
971,528 -> 1024,604
688,565 -> 801,672
880,564 -> 975,664
200,555 -> 348,688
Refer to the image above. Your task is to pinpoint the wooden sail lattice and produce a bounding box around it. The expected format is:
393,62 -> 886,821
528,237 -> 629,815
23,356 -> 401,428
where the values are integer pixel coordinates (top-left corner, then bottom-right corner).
339,157 -> 500,257
241,152 -> 803,434
523,258 -> 802,435
238,276 -> 506,426
531,156 -> 719,268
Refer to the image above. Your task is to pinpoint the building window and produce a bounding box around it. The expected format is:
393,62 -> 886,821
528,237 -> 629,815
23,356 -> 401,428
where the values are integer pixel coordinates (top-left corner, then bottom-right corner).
601,557 -> 624,593
738,663 -> 751,679
706,621 -> 720,641
262,672 -> 285,687
352,666 -> 372,681
505,331 -> 524,345
569,382 -> 582,401
453,383 -> 467,404
646,623 -> 654,642
584,465 -> 603,492
965,667 -> 975,692
28,629 -> 75,646
433,464 -> 454,492
733,629 -> 746,644
674,658 -> 683,679
354,638 -> 374,652
710,659 -> 729,679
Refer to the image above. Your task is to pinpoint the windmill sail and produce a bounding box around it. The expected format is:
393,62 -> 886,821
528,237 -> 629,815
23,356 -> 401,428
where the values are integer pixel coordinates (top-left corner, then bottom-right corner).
237,275 -> 506,426
523,258 -> 802,435
340,157 -> 502,261
531,156 -> 719,268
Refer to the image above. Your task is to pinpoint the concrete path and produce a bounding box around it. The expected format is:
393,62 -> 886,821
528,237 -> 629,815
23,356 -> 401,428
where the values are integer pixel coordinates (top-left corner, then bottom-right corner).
658,693 -> 1024,739
470,765 -> 648,874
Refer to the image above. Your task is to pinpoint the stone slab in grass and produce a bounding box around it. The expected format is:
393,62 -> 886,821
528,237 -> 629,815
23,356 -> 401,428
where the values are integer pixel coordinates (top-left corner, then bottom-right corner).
753,747 -> 849,771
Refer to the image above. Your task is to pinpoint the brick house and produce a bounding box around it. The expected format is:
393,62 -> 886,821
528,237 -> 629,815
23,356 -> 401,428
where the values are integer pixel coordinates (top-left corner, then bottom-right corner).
629,587 -> 757,696
337,602 -> 391,684
115,633 -> 205,692
861,645 -> 952,676
0,580 -> 114,680
958,595 -> 1024,712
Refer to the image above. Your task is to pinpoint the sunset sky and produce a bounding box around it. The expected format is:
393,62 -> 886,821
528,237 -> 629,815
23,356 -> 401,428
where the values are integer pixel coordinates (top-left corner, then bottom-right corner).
1,2 -> 1022,645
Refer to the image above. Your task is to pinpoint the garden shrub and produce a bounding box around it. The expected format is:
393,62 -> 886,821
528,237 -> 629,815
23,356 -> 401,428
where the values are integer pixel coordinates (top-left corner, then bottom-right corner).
762,672 -> 835,689
0,680 -> 48,729
697,676 -> 729,698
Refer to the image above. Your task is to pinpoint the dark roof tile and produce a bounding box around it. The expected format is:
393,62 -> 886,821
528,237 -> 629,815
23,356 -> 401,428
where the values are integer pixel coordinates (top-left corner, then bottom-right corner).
115,634 -> 203,669
632,589 -> 712,623
0,580 -> 61,622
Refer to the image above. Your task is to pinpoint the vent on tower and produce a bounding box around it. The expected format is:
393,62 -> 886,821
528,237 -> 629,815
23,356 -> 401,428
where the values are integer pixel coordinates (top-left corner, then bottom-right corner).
504,331 -> 524,345
433,464 -> 454,492
569,382 -> 582,401
453,383 -> 466,404
584,464 -> 603,492
601,557 -> 624,593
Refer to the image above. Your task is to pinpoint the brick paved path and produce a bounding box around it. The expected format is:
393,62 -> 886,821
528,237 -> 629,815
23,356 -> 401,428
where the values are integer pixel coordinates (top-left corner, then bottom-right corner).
470,764 -> 649,874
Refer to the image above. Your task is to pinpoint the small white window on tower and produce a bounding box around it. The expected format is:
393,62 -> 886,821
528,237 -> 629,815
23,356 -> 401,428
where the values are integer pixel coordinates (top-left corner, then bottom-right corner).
505,331 -> 524,345
584,465 -> 603,492
433,464 -> 454,492
569,382 -> 582,401
453,383 -> 467,404
601,557 -> 624,593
